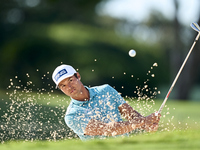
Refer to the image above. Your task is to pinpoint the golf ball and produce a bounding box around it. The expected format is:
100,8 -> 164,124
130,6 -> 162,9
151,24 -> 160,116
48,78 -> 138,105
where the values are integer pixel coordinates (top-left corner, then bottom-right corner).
129,49 -> 136,57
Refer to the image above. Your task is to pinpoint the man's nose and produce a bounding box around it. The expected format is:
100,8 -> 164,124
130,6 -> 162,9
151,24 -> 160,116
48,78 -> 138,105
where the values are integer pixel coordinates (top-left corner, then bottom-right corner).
66,84 -> 72,90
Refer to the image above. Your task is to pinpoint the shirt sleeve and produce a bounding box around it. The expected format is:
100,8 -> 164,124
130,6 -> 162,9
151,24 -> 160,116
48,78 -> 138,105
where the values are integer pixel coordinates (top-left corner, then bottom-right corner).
106,85 -> 126,107
64,108 -> 92,136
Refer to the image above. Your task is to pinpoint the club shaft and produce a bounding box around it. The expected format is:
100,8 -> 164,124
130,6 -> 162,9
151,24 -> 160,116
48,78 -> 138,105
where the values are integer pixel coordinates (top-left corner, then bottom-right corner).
158,32 -> 200,113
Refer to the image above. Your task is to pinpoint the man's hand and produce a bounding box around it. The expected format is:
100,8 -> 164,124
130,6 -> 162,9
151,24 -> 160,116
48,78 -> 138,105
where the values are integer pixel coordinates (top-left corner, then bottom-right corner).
143,112 -> 161,132
145,112 -> 161,124
118,103 -> 161,133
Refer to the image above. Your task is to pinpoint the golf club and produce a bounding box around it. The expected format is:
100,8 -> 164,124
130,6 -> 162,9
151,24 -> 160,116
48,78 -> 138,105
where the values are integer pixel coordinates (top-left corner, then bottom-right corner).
156,22 -> 200,115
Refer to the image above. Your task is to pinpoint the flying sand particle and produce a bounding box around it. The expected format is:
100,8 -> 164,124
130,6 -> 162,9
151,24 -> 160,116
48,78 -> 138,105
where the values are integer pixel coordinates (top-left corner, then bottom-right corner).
153,63 -> 158,67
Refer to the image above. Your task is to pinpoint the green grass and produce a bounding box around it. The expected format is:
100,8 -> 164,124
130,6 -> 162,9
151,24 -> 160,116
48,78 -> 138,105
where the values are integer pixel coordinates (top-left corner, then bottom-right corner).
0,129 -> 200,150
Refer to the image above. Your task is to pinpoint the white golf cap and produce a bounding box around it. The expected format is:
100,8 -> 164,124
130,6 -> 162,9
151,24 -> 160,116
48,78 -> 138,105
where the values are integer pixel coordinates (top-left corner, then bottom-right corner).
52,64 -> 77,88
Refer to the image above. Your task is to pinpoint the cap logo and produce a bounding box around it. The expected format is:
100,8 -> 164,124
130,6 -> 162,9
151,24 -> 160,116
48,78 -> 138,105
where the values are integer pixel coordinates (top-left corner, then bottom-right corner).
54,69 -> 68,82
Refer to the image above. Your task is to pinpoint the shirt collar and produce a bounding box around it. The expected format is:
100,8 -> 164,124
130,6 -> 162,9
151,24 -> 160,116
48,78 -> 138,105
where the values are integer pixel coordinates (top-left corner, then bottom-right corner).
71,86 -> 97,106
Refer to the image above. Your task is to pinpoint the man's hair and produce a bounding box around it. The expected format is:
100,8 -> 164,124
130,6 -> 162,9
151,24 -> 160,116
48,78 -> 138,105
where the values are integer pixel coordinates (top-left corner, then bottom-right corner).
74,73 -> 78,79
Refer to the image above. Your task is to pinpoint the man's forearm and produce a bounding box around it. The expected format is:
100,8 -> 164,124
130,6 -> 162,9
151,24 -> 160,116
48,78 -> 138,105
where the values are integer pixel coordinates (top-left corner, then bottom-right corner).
84,117 -> 145,136
131,110 -> 144,118
119,103 -> 144,120
106,118 -> 145,136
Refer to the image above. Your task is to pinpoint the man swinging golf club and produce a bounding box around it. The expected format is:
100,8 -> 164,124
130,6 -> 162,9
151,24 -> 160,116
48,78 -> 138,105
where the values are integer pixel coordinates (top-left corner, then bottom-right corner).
52,64 -> 161,141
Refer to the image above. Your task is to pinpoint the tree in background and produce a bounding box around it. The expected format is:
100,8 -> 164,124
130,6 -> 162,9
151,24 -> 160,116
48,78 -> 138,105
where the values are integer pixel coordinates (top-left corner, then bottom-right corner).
115,0 -> 200,100
0,0 -> 199,100
171,0 -> 200,100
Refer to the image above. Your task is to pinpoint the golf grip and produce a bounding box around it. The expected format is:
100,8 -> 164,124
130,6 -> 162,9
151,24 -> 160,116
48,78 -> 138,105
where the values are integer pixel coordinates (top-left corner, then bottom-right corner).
155,32 -> 200,116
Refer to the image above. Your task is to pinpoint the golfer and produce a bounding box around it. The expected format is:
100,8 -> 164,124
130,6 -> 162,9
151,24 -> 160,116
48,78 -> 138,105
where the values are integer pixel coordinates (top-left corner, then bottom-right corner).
52,64 -> 161,141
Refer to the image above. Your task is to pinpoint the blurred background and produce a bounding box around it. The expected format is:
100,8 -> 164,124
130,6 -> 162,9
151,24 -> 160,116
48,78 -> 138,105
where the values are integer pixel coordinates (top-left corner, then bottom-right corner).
1,0 -> 200,100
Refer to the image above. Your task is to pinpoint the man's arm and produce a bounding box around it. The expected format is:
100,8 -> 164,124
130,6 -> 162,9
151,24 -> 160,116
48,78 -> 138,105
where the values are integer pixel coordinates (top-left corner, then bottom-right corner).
84,110 -> 159,136
118,103 -> 144,120
84,103 -> 161,136
84,117 -> 145,136
118,103 -> 161,132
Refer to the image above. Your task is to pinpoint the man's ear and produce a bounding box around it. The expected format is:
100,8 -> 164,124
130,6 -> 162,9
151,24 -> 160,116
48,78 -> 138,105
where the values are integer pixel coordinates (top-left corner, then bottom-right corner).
76,72 -> 81,80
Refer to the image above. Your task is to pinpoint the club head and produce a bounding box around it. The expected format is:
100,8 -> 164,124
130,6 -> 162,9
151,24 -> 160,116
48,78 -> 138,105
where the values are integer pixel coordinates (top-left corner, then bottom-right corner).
191,22 -> 200,32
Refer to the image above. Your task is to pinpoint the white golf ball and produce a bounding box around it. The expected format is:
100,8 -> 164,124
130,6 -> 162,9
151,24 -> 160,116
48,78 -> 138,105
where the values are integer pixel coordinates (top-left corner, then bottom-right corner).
129,49 -> 136,57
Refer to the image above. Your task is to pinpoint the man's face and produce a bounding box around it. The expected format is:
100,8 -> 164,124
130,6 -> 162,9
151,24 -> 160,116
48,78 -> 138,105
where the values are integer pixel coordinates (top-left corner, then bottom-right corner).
58,73 -> 82,98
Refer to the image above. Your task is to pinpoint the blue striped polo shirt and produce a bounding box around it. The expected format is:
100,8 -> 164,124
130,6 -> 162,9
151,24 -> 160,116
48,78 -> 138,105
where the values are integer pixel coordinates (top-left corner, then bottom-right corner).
64,84 -> 127,141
